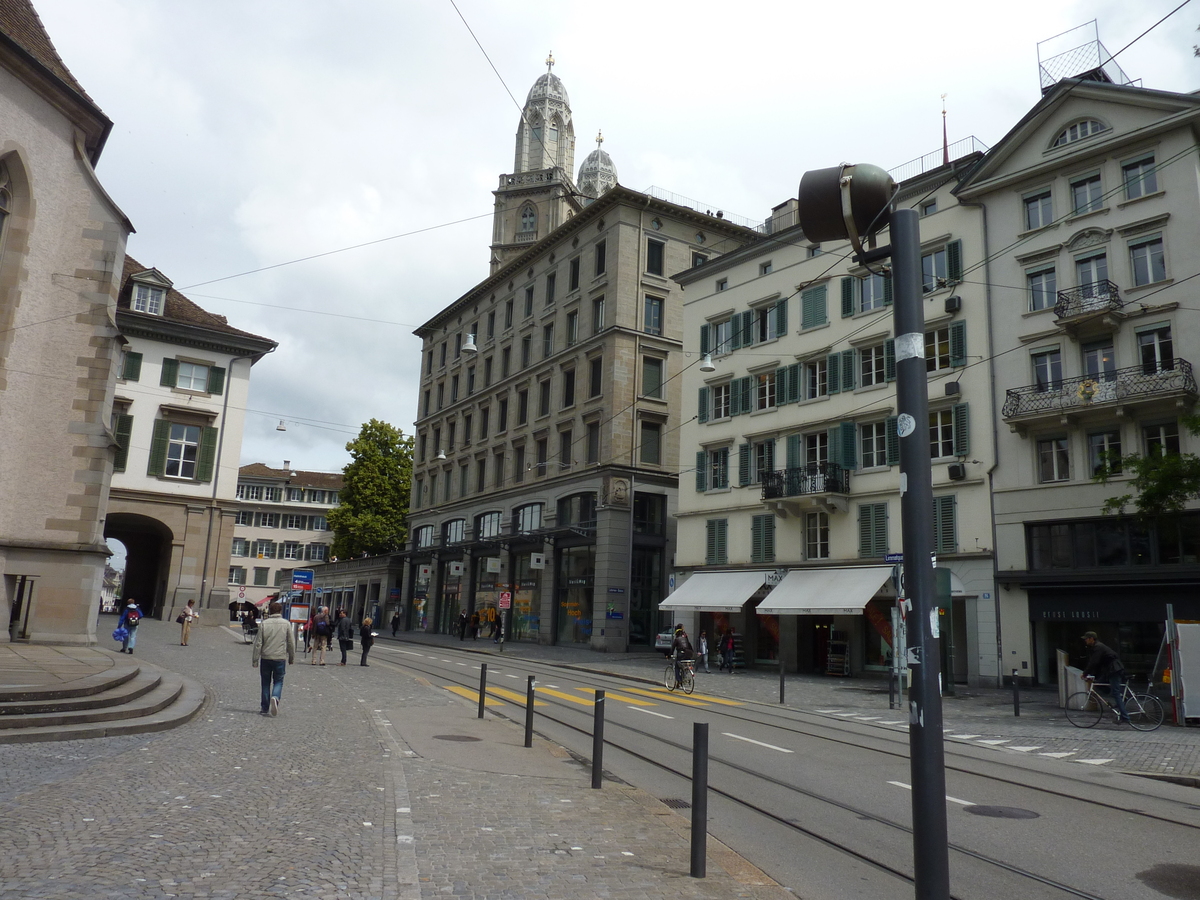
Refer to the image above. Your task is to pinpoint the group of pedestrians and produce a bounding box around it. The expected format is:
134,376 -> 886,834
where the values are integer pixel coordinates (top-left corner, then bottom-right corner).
668,625 -> 737,679
303,606 -> 376,667
456,609 -> 502,642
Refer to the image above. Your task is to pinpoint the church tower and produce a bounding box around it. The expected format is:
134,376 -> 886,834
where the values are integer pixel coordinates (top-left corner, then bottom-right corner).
490,54 -> 584,272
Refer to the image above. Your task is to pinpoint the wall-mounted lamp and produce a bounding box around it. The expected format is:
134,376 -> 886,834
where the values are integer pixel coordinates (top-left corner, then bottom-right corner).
463,333 -> 478,354
699,353 -> 715,372
276,420 -> 287,432
435,449 -> 447,461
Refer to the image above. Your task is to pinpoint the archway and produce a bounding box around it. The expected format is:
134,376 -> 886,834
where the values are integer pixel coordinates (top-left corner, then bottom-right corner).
104,513 -> 173,619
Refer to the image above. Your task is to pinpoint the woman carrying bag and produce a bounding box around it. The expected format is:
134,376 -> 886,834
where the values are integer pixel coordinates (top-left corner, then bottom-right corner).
359,617 -> 376,667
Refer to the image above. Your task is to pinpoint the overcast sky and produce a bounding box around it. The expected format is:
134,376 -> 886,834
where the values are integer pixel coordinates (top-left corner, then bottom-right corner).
36,0 -> 1197,474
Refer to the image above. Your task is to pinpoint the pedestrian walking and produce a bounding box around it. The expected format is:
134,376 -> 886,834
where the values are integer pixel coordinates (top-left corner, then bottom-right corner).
252,600 -> 295,717
309,606 -> 332,666
1081,631 -> 1130,722
118,600 -> 144,654
470,611 -> 480,640
719,629 -> 736,673
335,608 -> 354,665
360,617 -> 376,666
457,609 -> 468,640
178,599 -> 198,646
390,611 -> 401,637
698,630 -> 710,673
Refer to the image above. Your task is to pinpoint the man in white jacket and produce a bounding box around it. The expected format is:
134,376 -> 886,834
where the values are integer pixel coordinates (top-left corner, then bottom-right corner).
252,601 -> 296,717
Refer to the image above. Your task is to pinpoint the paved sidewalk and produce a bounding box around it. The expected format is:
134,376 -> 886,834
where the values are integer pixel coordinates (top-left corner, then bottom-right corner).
0,622 -> 791,900
377,630 -> 1200,781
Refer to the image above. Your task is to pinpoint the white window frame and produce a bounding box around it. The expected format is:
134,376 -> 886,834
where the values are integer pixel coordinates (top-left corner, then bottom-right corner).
175,361 -> 209,392
860,345 -> 886,387
1129,236 -> 1166,287
133,283 -> 165,315
861,421 -> 888,468
164,423 -> 201,479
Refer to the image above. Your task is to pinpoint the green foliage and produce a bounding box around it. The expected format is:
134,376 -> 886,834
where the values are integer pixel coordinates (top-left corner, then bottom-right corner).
328,419 -> 414,559
1096,413 -> 1200,518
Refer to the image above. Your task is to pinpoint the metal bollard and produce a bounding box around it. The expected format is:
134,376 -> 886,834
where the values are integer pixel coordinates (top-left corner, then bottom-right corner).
779,657 -> 785,705
477,663 -> 487,719
591,690 -> 605,789
1012,668 -> 1020,717
889,670 -> 897,710
524,675 -> 535,748
691,722 -> 708,878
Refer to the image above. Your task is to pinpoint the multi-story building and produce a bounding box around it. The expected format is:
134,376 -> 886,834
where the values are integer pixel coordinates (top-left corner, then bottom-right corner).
672,146 -> 1003,686
404,65 -> 758,651
0,2 -> 131,644
107,258 -> 276,618
956,75 -> 1200,684
229,463 -> 341,609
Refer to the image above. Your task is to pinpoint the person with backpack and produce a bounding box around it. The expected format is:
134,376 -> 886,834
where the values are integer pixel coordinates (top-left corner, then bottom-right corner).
118,600 -> 145,654
334,608 -> 354,666
309,606 -> 332,666
252,600 -> 295,717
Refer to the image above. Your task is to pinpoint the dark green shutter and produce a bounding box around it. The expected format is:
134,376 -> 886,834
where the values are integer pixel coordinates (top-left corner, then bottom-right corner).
741,311 -> 754,346
933,496 -> 956,553
698,387 -> 710,424
947,239 -> 963,283
160,357 -> 179,388
774,298 -> 788,337
841,350 -> 856,391
700,324 -> 710,355
739,377 -> 752,415
716,519 -> 727,564
775,367 -> 788,405
840,421 -> 857,470
696,450 -> 708,492
827,354 -> 841,394
196,426 -> 219,482
884,339 -> 896,382
949,320 -> 966,367
883,272 -> 893,305
786,363 -> 800,404
738,442 -> 752,486
873,503 -> 888,556
827,425 -> 842,470
751,516 -> 763,562
952,402 -> 970,457
729,379 -> 742,416
858,505 -> 873,558
207,366 -> 226,395
841,277 -> 855,317
112,414 -> 133,472
706,521 -> 717,563
786,434 -> 801,469
122,352 -> 142,381
717,448 -> 729,489
147,419 -> 171,476
885,416 -> 899,466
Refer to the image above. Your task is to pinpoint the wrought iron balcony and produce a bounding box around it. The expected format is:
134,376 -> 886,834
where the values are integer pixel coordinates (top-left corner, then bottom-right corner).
762,463 -> 850,501
1054,280 -> 1122,319
1002,359 -> 1196,420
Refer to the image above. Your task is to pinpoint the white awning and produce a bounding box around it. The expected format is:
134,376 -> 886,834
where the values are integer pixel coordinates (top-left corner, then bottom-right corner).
755,566 -> 894,615
661,570 -> 772,613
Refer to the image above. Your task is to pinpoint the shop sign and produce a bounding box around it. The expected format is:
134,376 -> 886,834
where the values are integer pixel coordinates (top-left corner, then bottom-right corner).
519,578 -> 539,590
530,553 -> 546,570
567,576 -> 591,586
486,557 -> 502,574
388,588 -> 399,598
448,561 -> 464,577
499,591 -> 512,609
606,587 -> 625,594
418,565 -> 432,580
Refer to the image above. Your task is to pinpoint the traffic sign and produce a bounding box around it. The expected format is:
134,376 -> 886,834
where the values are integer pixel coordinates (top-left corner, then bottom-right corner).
291,569 -> 314,591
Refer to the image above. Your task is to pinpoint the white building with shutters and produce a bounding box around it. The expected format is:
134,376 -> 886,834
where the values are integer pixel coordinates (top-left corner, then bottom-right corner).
107,257 -> 275,620
672,149 -> 1002,687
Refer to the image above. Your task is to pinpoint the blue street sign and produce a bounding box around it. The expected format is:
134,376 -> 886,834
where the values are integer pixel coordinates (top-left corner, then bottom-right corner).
292,569 -> 314,591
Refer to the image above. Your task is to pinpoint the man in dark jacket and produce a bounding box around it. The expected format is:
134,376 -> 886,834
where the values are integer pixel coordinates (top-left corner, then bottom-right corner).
670,625 -> 695,686
335,609 -> 354,666
1081,631 -> 1129,721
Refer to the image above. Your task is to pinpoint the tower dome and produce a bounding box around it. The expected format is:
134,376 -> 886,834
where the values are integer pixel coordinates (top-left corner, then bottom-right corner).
578,131 -> 617,199
527,71 -> 569,107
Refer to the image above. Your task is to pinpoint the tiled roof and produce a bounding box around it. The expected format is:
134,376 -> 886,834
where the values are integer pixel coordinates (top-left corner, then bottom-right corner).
239,463 -> 344,490
0,0 -> 95,104
118,255 -> 275,346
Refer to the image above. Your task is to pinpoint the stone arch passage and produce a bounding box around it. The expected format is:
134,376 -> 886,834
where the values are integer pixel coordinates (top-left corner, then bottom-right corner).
104,513 -> 173,618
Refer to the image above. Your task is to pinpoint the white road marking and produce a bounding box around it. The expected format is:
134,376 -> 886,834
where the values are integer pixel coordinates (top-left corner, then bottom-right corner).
813,708 -> 842,713
948,734 -> 981,740
834,712 -> 859,718
1077,759 -> 1114,766
1038,751 -> 1077,758
976,739 -> 1011,745
723,733 -> 794,754
888,781 -> 975,806
1009,746 -> 1041,752
880,721 -> 904,725
853,716 -> 882,721
504,674 -> 518,679
630,707 -> 673,719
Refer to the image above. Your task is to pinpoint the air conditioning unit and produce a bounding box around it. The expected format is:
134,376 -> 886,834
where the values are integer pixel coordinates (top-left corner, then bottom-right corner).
945,382 -> 961,396
948,463 -> 967,480
944,295 -> 962,314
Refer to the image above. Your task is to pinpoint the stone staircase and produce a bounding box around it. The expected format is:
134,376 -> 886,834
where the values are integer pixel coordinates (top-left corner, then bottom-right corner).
0,650 -> 206,744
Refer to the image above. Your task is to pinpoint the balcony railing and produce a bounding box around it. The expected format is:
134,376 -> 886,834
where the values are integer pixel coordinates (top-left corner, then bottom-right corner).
1002,359 -> 1196,419
761,463 -> 850,501
1054,280 -> 1122,319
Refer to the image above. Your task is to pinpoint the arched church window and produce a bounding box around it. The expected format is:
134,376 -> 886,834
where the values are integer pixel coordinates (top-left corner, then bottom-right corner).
1052,119 -> 1107,148
520,207 -> 536,233
548,122 -> 559,142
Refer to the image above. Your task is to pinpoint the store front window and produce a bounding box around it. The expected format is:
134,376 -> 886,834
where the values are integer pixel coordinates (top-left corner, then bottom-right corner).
863,598 -> 898,670
473,554 -> 501,632
629,546 -> 662,646
511,552 -> 542,641
556,544 -> 595,643
409,561 -> 432,631
437,558 -> 463,634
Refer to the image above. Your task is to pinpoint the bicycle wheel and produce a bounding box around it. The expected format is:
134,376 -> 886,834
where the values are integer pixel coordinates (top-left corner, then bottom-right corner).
681,668 -> 695,695
1065,691 -> 1103,727
1127,693 -> 1165,731
664,665 -> 677,691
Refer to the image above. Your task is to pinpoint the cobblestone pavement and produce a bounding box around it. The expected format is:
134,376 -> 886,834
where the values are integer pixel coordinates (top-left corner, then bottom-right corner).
377,631 -> 1200,781
0,620 -> 791,900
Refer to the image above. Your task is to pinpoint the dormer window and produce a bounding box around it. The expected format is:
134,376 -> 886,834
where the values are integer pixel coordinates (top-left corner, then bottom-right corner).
133,283 -> 165,315
1052,119 -> 1107,148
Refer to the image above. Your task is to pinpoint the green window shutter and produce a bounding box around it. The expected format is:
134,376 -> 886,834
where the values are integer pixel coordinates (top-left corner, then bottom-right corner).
764,514 -> 775,562
741,311 -> 754,345
952,402 -> 970,457
698,387 -> 710,424
840,421 -> 858,470
739,376 -> 752,415
786,434 -> 801,469
947,239 -> 963,283
885,416 -> 900,466
827,353 -> 841,394
764,438 -> 775,473
706,521 -> 717,563
774,298 -> 788,337
949,320 -> 967,367
858,505 -> 874,558
196,426 -> 219,483
738,442 -> 752,487
841,350 -> 856,391
696,450 -> 708,492
933,496 -> 957,554
873,502 -> 888,556
716,519 -> 727,564
751,516 -> 763,562
206,365 -> 226,395
775,366 -> 788,404
147,419 -> 171,476
718,448 -> 729,489
802,285 -> 828,328
700,324 -> 710,355
884,339 -> 896,382
883,272 -> 894,305
159,357 -> 179,388
122,352 -> 142,381
827,425 -> 842,469
729,317 -> 741,351
787,363 -> 800,404
729,380 -> 742,416
112,413 -> 133,472
841,277 -> 855,317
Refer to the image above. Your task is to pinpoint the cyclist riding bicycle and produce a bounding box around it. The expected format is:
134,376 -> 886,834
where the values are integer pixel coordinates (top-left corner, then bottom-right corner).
670,624 -> 695,686
1081,631 -> 1129,722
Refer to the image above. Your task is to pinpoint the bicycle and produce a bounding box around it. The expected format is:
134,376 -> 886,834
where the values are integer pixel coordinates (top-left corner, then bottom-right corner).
664,658 -> 696,695
1064,678 -> 1164,731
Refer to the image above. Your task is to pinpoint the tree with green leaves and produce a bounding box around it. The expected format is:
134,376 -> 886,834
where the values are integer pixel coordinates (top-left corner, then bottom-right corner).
1096,413 -> 1200,518
328,419 -> 414,559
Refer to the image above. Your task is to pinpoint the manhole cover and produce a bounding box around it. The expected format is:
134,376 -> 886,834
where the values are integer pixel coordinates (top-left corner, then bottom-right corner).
1136,863 -> 1200,900
964,805 -> 1039,819
660,798 -> 691,809
432,734 -> 482,742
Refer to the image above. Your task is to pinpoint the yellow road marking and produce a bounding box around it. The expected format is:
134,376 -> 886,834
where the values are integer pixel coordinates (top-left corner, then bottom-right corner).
535,687 -> 599,707
572,688 -> 657,707
620,687 -> 713,707
488,686 -> 547,706
444,685 -> 502,706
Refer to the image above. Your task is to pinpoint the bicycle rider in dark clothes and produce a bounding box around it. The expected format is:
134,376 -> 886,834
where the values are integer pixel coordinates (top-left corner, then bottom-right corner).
670,624 -> 695,685
1081,631 -> 1129,721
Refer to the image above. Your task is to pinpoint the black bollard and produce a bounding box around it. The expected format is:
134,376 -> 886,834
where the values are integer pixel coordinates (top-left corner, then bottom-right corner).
524,675 -> 535,748
477,663 -> 487,719
1012,668 -> 1020,717
889,670 -> 897,710
591,690 -> 605,789
779,656 -> 785,704
691,722 -> 708,878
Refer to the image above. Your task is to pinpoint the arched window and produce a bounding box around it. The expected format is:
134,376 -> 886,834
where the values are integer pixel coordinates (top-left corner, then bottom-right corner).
557,493 -> 596,529
548,120 -> 559,143
513,503 -> 542,534
475,511 -> 502,539
520,206 -> 537,233
443,519 -> 465,544
414,525 -> 434,549
1052,119 -> 1107,148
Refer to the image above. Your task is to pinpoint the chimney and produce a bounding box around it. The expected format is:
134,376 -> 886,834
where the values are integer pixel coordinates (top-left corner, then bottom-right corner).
283,460 -> 290,469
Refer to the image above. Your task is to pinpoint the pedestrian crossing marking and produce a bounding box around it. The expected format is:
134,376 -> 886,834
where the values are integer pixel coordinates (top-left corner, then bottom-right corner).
487,686 -> 547,706
1038,751 -> 1077,758
1009,746 -> 1041,752
535,687 -> 600,707
1077,759 -> 1114,765
976,739 -> 1011,745
444,685 -> 502,706
572,688 -> 657,707
618,687 -> 714,707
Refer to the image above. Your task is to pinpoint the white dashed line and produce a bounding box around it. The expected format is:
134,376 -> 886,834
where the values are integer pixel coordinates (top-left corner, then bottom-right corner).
630,707 -> 673,719
1038,751 -> 1077,758
976,739 -> 1011,745
1009,746 -> 1041,752
948,734 -> 982,740
723,733 -> 793,754
888,781 -> 975,806
1076,759 -> 1114,766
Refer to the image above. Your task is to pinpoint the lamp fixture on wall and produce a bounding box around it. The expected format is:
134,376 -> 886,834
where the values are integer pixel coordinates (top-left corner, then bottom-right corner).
435,449 -> 446,461
463,333 -> 478,353
699,353 -> 715,372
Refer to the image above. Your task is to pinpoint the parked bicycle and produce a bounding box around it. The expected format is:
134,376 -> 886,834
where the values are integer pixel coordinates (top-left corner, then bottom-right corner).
664,658 -> 696,695
1065,677 -> 1164,731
